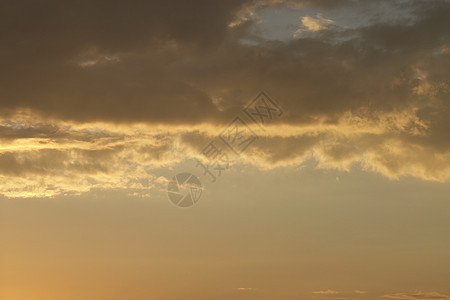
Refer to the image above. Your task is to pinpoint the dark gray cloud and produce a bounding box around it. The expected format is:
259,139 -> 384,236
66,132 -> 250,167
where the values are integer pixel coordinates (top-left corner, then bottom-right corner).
0,0 -> 448,125
0,0 -> 252,123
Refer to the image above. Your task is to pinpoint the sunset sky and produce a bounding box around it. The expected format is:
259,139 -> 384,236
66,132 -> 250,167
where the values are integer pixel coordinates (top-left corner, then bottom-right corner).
1,0 -> 450,299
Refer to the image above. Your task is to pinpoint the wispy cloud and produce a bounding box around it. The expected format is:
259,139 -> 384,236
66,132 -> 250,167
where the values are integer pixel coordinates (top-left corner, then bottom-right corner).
1,104 -> 450,198
237,287 -> 255,292
382,292 -> 450,300
313,289 -> 341,295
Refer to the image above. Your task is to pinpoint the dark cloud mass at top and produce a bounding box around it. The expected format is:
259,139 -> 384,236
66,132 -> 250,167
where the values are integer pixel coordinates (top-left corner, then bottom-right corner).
0,0 -> 248,123
0,0 -> 449,124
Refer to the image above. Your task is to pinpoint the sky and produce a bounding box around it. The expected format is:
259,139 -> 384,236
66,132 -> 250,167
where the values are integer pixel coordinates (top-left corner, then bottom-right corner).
0,0 -> 449,299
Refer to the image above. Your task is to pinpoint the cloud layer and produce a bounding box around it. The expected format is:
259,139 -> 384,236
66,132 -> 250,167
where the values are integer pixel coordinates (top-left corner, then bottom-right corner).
382,292 -> 450,300
1,0 -> 450,197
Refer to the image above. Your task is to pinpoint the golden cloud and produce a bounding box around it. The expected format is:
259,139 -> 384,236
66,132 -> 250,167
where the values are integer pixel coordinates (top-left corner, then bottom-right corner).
1,103 -> 450,198
313,289 -> 341,295
382,292 -> 450,300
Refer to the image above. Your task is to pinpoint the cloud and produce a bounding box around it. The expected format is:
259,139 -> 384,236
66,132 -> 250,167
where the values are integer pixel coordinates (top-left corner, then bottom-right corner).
0,0 -> 450,198
355,290 -> 368,294
294,13 -> 335,36
237,287 -> 255,291
382,292 -> 450,300
0,114 -> 185,197
1,0 -> 449,126
1,101 -> 450,198
313,289 -> 341,295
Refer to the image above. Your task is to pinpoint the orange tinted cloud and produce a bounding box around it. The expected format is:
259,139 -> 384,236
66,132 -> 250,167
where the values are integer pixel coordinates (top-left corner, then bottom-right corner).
382,292 -> 450,300
313,289 -> 341,294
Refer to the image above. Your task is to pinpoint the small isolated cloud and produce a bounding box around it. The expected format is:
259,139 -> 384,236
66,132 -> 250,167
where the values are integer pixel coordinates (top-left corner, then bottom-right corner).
294,13 -> 334,36
382,292 -> 450,300
355,290 -> 368,294
237,287 -> 255,292
313,289 -> 341,295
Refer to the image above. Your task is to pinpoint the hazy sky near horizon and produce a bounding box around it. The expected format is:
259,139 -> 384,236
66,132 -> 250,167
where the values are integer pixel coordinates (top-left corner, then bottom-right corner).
0,0 -> 450,299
